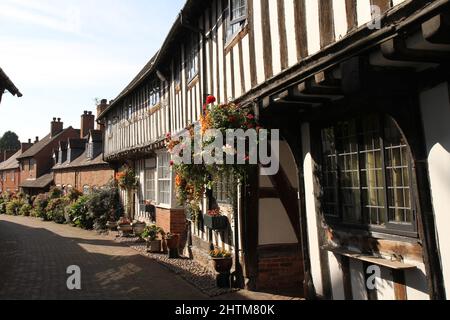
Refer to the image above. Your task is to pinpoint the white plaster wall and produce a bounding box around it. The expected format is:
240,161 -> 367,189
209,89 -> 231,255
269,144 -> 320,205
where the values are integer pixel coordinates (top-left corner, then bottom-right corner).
350,260 -> 368,300
420,82 -> 450,296
302,123 -> 324,296
375,267 -> 395,300
405,263 -> 430,300
258,198 -> 298,245
305,0 -> 321,55
329,252 -> 345,300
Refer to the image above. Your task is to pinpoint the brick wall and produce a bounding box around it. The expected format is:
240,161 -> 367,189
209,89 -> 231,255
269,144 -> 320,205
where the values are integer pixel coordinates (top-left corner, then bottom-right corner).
156,207 -> 187,248
0,169 -> 20,194
54,166 -> 114,192
256,244 -> 304,294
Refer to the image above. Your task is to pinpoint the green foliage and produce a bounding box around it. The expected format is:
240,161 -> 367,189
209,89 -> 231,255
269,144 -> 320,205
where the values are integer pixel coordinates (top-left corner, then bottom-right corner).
66,196 -> 92,229
0,131 -> 20,153
19,203 -> 32,217
31,194 -> 49,219
141,225 -> 165,241
45,197 -> 69,224
86,186 -> 123,231
6,199 -> 23,216
48,187 -> 63,200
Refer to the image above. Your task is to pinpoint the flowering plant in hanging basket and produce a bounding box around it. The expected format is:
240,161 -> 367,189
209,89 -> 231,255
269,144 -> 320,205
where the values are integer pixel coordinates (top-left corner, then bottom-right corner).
165,95 -> 262,218
116,167 -> 139,190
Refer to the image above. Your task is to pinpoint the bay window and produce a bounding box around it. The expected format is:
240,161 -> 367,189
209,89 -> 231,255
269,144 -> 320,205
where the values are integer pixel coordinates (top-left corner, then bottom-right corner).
320,114 -> 417,236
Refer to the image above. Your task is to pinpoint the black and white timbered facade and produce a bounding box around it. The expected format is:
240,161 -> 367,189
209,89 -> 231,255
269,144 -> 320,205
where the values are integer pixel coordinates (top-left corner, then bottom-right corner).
99,0 -> 450,299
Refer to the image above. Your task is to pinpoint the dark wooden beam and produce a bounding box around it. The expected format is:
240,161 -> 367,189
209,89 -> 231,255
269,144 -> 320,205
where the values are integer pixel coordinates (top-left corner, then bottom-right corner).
268,164 -> 301,242
259,187 -> 279,199
298,78 -> 343,96
381,37 -> 450,63
290,86 -> 333,103
242,166 -> 260,291
422,11 -> 450,44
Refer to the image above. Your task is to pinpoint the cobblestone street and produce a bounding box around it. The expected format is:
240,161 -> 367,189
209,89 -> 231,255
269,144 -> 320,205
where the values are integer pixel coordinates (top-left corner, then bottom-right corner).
0,215 -> 298,301
0,215 -> 209,300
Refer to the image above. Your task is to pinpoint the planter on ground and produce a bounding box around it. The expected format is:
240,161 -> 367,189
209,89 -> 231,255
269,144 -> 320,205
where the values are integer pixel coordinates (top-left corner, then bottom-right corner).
147,240 -> 162,253
166,233 -> 180,259
132,221 -> 146,236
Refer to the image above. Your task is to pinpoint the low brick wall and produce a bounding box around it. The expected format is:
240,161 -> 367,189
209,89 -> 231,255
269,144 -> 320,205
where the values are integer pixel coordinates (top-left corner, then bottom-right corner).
256,244 -> 304,293
156,207 -> 187,248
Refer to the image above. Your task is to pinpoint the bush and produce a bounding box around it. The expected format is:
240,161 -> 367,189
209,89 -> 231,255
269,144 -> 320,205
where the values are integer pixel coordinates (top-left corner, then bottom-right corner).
6,199 -> 23,216
66,189 -> 82,203
45,197 -> 70,224
48,187 -> 63,200
66,196 -> 92,229
86,185 -> 123,231
19,203 -> 32,217
0,197 -> 6,214
32,194 -> 49,219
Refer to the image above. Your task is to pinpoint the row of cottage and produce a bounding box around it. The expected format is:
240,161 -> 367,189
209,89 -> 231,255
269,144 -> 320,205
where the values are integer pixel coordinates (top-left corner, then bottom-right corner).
3,0 -> 450,300
0,101 -> 115,196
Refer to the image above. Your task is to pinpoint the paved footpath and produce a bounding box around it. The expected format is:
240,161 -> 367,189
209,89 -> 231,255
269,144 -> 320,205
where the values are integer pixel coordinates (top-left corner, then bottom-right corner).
0,215 -> 297,301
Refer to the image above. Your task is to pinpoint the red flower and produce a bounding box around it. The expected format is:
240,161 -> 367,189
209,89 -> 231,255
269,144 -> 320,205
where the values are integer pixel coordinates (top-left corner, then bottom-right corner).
206,95 -> 216,104
228,116 -> 236,123
246,114 -> 255,120
202,103 -> 207,111
170,160 -> 174,166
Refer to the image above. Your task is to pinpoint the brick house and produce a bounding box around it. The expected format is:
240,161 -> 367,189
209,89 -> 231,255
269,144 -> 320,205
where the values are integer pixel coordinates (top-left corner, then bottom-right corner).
17,118 -> 80,195
0,141 -> 33,194
0,67 -> 22,104
53,105 -> 115,193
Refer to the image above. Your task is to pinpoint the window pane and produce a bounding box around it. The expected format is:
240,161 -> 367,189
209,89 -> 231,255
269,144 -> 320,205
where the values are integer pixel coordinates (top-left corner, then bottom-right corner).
336,120 -> 361,223
384,117 -> 413,224
231,0 -> 246,21
321,127 -> 339,217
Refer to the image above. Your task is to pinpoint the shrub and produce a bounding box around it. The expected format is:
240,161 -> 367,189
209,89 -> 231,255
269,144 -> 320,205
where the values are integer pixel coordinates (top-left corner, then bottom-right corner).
6,199 -> 23,216
19,203 -> 32,217
66,196 -> 92,229
66,189 -> 82,203
0,199 -> 6,215
85,185 -> 123,231
32,194 -> 49,219
45,197 -> 69,224
48,187 -> 63,200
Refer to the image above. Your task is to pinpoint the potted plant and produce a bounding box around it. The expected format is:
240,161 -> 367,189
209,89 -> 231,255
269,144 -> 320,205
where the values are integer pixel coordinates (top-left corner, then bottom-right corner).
132,220 -> 146,236
204,208 -> 228,231
117,217 -> 133,237
210,249 -> 233,288
165,233 -> 180,259
142,225 -> 165,253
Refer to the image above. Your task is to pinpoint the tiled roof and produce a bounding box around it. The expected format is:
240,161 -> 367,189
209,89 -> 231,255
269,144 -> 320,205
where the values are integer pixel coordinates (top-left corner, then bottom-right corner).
53,150 -> 108,171
0,150 -> 21,171
20,173 -> 53,189
17,127 -> 79,159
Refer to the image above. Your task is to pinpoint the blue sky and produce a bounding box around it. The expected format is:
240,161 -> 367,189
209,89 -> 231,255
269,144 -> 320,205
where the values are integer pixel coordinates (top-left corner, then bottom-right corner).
0,0 -> 185,141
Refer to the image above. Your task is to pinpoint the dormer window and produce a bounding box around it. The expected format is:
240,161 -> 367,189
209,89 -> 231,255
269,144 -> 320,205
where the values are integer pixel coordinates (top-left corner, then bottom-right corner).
87,142 -> 94,160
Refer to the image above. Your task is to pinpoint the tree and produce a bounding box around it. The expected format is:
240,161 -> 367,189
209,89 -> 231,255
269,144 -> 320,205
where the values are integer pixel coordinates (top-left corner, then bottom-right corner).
0,131 -> 20,152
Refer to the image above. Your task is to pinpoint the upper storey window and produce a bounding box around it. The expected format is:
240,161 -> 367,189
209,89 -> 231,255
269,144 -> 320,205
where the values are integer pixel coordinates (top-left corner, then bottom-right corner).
186,34 -> 199,83
226,0 -> 247,43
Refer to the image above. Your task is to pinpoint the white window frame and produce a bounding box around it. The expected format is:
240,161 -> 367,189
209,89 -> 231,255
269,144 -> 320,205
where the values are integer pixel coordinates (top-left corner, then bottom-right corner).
144,158 -> 157,202
156,152 -> 172,208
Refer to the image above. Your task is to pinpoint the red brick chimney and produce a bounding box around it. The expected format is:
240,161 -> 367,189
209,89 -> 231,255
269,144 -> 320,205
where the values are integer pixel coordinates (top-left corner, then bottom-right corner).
21,140 -> 33,153
51,118 -> 63,138
81,111 -> 95,138
96,99 -> 109,131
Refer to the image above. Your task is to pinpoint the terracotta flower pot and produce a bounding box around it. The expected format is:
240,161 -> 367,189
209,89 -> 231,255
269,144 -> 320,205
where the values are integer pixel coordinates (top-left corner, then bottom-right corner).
212,257 -> 233,274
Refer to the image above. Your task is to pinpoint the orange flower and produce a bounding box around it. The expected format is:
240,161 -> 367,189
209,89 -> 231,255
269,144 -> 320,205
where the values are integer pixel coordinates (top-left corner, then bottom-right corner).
200,112 -> 212,134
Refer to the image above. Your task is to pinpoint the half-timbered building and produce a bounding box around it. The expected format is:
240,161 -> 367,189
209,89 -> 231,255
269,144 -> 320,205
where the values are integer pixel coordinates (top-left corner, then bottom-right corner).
100,0 -> 450,299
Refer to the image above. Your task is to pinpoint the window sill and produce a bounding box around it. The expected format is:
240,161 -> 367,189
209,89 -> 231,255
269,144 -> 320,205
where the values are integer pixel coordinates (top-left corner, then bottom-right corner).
224,24 -> 249,55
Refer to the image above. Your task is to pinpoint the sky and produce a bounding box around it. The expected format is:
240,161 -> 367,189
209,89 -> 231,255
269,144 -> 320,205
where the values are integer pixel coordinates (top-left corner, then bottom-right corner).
0,0 -> 185,142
